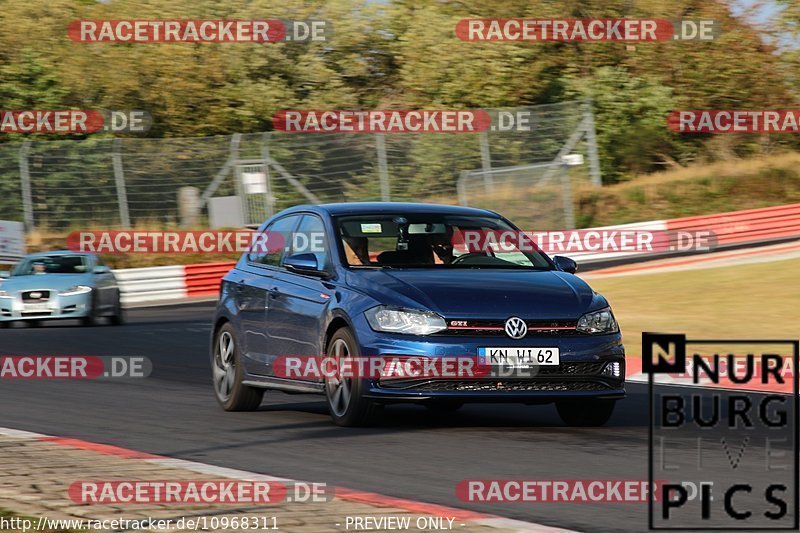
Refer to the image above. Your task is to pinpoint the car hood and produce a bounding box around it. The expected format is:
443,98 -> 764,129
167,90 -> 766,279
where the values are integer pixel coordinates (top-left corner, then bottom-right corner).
0,273 -> 94,294
346,268 -> 605,319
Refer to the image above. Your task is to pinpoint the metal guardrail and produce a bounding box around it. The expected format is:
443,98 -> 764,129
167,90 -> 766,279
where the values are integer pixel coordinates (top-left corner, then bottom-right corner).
185,262 -> 235,298
114,265 -> 187,305
666,203 -> 800,246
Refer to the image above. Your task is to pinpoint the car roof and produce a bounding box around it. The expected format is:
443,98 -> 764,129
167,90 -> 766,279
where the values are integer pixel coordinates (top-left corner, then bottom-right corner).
23,250 -> 95,259
282,202 -> 501,218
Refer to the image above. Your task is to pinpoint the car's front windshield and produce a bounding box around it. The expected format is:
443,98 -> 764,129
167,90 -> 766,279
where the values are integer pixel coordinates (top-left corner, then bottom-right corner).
336,214 -> 552,269
11,255 -> 90,276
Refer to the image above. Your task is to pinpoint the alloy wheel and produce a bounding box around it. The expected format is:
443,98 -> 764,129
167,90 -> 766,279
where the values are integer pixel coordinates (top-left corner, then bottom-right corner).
213,331 -> 236,401
325,338 -> 352,417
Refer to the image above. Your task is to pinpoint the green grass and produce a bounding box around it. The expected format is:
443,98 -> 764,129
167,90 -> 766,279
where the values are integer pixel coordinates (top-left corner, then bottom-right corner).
575,152 -> 800,227
588,257 -> 800,359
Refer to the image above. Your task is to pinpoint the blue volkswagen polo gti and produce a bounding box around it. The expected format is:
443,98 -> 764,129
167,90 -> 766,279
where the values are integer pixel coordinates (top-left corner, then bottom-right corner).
211,202 -> 625,426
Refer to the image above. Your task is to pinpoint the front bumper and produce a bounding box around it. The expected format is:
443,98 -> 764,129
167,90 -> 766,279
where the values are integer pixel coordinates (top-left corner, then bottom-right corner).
352,316 -> 625,403
0,293 -> 91,321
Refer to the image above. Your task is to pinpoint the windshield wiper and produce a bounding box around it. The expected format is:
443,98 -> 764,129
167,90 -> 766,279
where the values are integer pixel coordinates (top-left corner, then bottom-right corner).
350,264 -> 393,270
448,264 -> 552,270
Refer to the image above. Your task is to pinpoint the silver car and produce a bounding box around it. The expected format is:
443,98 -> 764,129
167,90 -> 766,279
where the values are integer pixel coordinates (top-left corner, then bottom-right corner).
0,251 -> 122,327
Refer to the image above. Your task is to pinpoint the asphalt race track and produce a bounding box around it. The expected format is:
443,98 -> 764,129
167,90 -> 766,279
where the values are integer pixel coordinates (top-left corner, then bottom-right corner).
0,303 -> 794,532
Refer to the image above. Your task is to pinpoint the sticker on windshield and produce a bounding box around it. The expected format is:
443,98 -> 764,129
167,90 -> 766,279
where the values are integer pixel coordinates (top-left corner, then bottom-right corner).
361,223 -> 382,233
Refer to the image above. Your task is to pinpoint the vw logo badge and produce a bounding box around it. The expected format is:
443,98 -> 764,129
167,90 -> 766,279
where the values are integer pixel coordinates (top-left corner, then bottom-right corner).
504,317 -> 527,339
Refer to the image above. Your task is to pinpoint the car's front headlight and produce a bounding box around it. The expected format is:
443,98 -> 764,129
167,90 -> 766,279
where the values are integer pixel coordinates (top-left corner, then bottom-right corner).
577,307 -> 618,334
365,306 -> 447,335
59,285 -> 92,296
0,290 -> 12,298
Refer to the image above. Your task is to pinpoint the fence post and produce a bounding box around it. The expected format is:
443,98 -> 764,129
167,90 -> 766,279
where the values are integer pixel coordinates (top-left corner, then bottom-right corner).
18,140 -> 34,230
199,133 -> 240,209
375,133 -> 390,202
479,131 -> 494,194
229,135 -> 245,226
260,132 -> 275,218
457,171 -> 469,206
112,139 -> 132,228
178,186 -> 201,227
560,164 -> 575,230
583,100 -> 602,187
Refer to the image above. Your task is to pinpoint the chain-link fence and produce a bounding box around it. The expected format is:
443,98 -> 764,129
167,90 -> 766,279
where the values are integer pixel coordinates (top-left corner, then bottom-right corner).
0,101 -> 600,230
458,162 -> 577,230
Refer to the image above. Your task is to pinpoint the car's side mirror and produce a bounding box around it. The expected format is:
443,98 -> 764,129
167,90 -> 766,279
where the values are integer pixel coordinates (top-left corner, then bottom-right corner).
553,255 -> 578,274
94,265 -> 111,274
284,253 -> 325,276
0,271 -> 9,279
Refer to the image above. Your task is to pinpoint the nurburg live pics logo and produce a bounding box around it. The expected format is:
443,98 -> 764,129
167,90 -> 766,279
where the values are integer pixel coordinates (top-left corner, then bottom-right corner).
643,332 -> 799,530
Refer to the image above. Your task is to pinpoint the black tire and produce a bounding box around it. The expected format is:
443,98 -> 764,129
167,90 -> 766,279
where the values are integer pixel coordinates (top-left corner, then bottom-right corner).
557,399 -> 616,427
81,293 -> 98,327
212,323 -> 263,411
0,321 -> 9,328
324,328 -> 381,427
110,291 -> 124,325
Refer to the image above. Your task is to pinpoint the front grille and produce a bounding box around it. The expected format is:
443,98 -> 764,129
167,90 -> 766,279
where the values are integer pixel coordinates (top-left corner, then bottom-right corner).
387,380 -> 611,392
379,361 -> 615,391
537,362 -> 606,375
441,319 -> 578,337
379,361 -> 611,389
22,290 -> 50,303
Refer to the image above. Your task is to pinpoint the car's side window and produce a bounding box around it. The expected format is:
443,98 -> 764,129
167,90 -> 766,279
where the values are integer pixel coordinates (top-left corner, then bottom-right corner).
288,215 -> 330,271
247,215 -> 300,267
246,223 -> 270,264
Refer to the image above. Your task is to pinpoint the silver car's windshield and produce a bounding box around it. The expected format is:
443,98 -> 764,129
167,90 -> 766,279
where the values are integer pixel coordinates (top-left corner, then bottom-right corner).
11,256 -> 90,276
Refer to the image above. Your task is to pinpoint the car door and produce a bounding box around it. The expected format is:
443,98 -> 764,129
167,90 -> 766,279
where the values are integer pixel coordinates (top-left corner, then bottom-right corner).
265,214 -> 334,380
234,215 -> 301,376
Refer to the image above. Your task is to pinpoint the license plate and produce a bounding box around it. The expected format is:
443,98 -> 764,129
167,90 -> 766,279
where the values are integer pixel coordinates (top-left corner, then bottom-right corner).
479,347 -> 560,367
24,303 -> 50,312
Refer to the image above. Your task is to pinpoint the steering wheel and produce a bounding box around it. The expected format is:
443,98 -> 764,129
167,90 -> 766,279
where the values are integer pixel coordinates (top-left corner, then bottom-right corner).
451,252 -> 490,265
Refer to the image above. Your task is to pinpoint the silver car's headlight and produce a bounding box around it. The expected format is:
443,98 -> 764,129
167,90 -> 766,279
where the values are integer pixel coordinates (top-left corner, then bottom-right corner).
577,307 -> 618,334
365,306 -> 447,335
0,290 -> 12,298
59,285 -> 92,296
